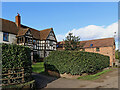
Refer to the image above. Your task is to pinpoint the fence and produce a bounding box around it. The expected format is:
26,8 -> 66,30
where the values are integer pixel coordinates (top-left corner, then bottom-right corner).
0,67 -> 24,86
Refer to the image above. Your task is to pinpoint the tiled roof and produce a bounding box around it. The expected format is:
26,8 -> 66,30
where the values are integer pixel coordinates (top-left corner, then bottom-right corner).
0,18 -> 57,41
57,41 -> 65,45
20,25 -> 54,40
40,28 -> 52,40
20,25 -> 40,39
0,18 -> 18,35
57,38 -> 115,48
17,28 -> 29,37
80,38 -> 115,48
30,28 -> 40,39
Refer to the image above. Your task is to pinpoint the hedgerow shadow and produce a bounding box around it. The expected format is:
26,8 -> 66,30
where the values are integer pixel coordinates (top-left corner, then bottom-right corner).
32,64 -> 60,89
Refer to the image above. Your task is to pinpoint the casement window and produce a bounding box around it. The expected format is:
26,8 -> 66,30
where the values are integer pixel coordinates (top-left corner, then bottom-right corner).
53,47 -> 55,50
17,38 -> 19,43
25,37 -> 28,43
96,47 -> 100,52
90,44 -> 93,47
50,41 -> 53,46
20,37 -> 23,43
33,40 -> 36,45
28,38 -> 31,42
3,32 -> 9,41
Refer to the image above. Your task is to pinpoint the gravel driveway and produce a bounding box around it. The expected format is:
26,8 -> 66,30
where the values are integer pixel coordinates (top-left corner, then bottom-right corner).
32,68 -> 119,89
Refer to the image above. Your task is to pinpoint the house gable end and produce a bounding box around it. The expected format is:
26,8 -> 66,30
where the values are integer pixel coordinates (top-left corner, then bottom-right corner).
46,30 -> 57,42
25,29 -> 33,37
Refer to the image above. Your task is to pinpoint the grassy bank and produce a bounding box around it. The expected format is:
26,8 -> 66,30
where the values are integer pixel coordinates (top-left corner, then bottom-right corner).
78,69 -> 112,80
32,62 -> 45,73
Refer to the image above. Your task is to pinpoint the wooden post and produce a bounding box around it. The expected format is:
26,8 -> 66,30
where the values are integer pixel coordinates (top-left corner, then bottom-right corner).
44,40 -> 46,58
22,68 -> 24,83
23,36 -> 25,46
31,51 -> 33,63
8,70 -> 10,84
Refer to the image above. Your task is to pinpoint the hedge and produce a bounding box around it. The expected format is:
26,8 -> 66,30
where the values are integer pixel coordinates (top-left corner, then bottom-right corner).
115,50 -> 120,62
44,51 -> 110,75
1,43 -> 32,83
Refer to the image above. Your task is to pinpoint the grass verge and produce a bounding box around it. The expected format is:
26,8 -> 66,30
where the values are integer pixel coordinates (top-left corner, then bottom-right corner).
32,62 -> 45,73
77,69 -> 112,80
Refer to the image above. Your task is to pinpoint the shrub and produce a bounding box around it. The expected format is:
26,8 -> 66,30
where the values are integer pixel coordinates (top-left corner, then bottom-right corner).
44,50 -> 110,75
1,43 -> 32,83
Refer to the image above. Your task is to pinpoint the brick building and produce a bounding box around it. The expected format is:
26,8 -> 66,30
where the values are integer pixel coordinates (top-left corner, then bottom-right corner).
57,38 -> 116,66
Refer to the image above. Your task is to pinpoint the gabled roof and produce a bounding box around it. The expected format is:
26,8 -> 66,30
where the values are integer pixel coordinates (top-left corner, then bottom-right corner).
0,18 -> 18,35
20,25 -> 40,39
30,28 -> 40,39
17,28 -> 29,37
20,25 -> 54,40
40,28 -> 52,40
0,18 -> 57,41
57,38 -> 115,48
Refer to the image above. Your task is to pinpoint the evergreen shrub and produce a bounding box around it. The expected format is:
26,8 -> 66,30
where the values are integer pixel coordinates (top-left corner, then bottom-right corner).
44,50 -> 110,75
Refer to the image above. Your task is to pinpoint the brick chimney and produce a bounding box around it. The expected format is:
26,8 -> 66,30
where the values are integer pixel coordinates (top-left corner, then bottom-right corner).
15,13 -> 21,27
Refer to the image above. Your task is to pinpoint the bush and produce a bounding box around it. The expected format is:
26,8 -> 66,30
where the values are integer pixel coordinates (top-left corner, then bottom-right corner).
44,50 -> 110,75
1,43 -> 32,82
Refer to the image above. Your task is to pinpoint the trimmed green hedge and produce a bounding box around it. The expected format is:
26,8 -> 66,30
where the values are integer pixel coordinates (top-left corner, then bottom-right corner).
1,43 -> 32,83
44,51 -> 110,75
115,50 -> 120,62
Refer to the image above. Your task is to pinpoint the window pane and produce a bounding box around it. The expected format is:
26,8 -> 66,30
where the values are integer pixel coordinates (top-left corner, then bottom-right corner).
3,32 -> 9,41
96,47 -> 100,51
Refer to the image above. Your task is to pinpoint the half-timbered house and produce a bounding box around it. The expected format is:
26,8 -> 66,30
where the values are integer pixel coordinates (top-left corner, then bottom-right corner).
0,14 -> 57,60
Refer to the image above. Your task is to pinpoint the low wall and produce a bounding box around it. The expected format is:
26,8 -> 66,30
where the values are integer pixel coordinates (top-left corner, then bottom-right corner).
47,68 -> 110,79
47,70 -> 87,79
47,70 -> 60,77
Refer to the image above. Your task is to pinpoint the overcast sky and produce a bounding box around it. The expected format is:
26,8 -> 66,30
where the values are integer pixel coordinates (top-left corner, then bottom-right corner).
2,2 -> 118,49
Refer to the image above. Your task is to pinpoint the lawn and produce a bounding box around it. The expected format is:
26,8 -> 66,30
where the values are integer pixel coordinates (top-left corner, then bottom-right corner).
77,69 -> 112,80
32,62 -> 45,73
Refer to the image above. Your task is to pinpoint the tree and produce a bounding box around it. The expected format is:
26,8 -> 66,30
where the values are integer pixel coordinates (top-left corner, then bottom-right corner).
64,33 -> 81,50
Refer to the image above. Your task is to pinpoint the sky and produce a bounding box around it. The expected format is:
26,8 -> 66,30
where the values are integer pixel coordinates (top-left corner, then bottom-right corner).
1,2 -> 119,49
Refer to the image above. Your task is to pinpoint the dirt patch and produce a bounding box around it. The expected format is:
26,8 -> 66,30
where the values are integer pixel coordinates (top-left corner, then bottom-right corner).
93,68 -> 118,82
46,68 -> 118,88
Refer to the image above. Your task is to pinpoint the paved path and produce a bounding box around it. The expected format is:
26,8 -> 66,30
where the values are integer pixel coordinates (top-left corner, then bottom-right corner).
32,73 -> 58,89
32,68 -> 119,89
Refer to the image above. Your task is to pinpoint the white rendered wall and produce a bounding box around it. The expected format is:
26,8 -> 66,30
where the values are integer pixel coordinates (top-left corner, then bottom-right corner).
0,31 -> 17,44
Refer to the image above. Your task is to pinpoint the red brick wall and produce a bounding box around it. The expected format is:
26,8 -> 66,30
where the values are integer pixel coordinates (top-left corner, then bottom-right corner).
83,46 -> 115,66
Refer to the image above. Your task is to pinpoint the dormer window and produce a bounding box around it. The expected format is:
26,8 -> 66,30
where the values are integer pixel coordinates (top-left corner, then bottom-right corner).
3,32 -> 9,42
90,44 -> 93,47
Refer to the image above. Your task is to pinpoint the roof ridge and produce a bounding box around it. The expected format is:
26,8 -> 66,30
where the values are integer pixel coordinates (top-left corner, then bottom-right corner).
21,24 -> 40,32
40,28 -> 52,32
80,37 -> 114,42
58,37 -> 114,43
0,18 -> 15,24
30,28 -> 40,32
